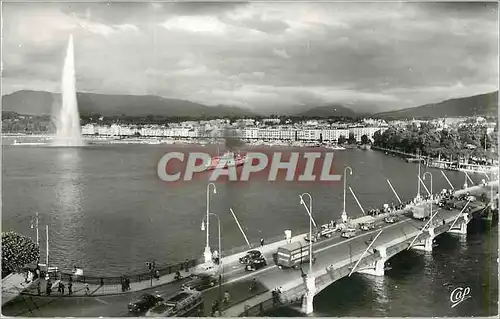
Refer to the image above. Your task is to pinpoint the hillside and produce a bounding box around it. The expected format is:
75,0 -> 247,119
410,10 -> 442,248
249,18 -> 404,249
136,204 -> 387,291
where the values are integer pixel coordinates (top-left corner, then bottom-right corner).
295,104 -> 360,118
1,90 -> 256,118
374,91 -> 498,119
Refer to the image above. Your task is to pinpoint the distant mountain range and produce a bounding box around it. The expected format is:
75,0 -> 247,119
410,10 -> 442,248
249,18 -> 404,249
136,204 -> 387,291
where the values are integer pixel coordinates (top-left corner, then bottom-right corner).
2,89 -> 498,119
373,91 -> 498,119
295,104 -> 361,118
1,90 -> 256,118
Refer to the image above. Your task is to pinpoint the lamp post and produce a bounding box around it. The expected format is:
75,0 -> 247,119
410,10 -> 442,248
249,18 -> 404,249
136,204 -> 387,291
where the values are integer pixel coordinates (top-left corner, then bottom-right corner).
201,213 -> 222,313
299,193 -> 313,275
204,183 -> 217,263
423,172 -> 433,225
342,166 -> 353,223
299,192 -> 316,315
417,149 -> 421,200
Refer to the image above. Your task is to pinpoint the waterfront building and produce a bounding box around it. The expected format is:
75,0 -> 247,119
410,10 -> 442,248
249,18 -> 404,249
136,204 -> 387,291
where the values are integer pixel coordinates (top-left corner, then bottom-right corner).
349,126 -> 385,142
322,129 -> 349,142
81,124 -> 96,135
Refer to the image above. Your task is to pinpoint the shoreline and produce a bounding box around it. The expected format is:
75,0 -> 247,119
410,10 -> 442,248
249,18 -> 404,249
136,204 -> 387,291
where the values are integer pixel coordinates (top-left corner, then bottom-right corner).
372,145 -> 498,175
4,134 -> 351,149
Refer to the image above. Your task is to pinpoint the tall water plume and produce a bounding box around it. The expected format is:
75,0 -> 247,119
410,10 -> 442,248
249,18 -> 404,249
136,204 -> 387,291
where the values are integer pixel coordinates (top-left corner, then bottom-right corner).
53,34 -> 84,147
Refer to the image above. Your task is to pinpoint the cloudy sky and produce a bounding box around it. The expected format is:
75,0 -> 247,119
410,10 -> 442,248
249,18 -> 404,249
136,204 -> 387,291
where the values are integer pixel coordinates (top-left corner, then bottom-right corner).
2,1 -> 498,113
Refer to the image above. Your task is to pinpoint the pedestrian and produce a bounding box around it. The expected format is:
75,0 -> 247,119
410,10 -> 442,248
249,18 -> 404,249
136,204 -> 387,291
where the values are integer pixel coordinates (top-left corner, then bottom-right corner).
59,282 -> 65,295
84,283 -> 89,295
223,290 -> 231,305
37,281 -> 41,295
443,219 -> 446,225
260,238 -> 264,247
46,280 -> 52,295
155,269 -> 160,280
184,259 -> 190,273
213,250 -> 219,264
272,289 -> 279,305
68,281 -> 73,295
211,301 -> 219,316
126,277 -> 130,291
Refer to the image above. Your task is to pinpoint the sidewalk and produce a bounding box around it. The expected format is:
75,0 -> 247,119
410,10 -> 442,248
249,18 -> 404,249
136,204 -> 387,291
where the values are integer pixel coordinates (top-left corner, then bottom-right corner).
2,273 -> 36,305
18,235 -> 302,298
20,270 -> 182,297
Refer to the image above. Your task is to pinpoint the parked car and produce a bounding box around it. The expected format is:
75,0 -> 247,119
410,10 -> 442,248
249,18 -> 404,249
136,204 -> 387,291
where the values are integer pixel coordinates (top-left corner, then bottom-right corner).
128,293 -> 164,314
341,228 -> 357,239
239,250 -> 263,264
245,256 -> 267,271
181,274 -> 217,291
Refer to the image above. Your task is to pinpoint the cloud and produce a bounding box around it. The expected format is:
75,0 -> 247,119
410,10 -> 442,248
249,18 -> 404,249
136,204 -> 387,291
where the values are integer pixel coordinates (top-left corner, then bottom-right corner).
273,49 -> 290,59
2,2 -> 498,114
160,16 -> 227,34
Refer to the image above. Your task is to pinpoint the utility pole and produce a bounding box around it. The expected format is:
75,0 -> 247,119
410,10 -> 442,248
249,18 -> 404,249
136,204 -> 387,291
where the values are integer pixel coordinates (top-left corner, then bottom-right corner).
46,225 -> 49,274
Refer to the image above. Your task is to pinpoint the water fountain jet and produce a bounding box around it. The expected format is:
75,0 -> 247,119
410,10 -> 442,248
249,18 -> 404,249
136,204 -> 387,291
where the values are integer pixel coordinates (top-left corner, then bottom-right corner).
52,34 -> 84,147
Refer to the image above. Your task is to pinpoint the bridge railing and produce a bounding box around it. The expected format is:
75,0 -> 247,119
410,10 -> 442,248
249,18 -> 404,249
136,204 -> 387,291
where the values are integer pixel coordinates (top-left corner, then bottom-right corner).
239,253 -> 382,317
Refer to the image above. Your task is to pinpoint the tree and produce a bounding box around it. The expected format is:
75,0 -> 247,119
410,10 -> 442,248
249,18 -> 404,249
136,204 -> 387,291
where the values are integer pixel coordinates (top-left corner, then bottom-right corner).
338,135 -> 347,145
2,232 -> 39,274
348,133 -> 356,144
372,130 -> 383,146
361,134 -> 369,145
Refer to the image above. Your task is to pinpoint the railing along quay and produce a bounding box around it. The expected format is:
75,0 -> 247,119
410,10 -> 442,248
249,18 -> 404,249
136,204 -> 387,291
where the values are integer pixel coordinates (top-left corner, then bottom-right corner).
46,258 -> 199,285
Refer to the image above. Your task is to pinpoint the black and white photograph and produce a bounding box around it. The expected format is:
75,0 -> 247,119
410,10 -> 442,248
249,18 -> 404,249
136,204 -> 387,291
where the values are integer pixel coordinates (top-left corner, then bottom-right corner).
1,0 -> 498,317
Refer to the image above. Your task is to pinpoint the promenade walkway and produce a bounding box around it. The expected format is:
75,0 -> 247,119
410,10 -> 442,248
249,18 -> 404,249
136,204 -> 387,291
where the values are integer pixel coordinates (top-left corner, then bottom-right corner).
2,273 -> 34,305
18,232 -> 308,298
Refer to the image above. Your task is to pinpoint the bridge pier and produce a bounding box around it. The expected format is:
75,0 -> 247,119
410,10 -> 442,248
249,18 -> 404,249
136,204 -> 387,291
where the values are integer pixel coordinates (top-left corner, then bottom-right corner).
301,274 -> 316,315
448,213 -> 469,235
411,227 -> 435,252
357,246 -> 387,276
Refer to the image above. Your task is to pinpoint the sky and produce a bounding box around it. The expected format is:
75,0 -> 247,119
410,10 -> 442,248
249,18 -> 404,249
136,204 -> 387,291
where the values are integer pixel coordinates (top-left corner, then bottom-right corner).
1,1 -> 498,113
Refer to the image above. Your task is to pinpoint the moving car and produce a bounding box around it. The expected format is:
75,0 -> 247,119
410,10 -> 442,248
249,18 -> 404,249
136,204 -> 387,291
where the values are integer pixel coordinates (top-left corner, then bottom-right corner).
360,222 -> 375,231
245,256 -> 267,271
128,293 -> 164,314
304,231 -> 321,242
181,274 -> 217,291
146,289 -> 203,317
341,228 -> 357,239
319,225 -> 336,238
239,250 -> 263,264
384,215 -> 398,224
